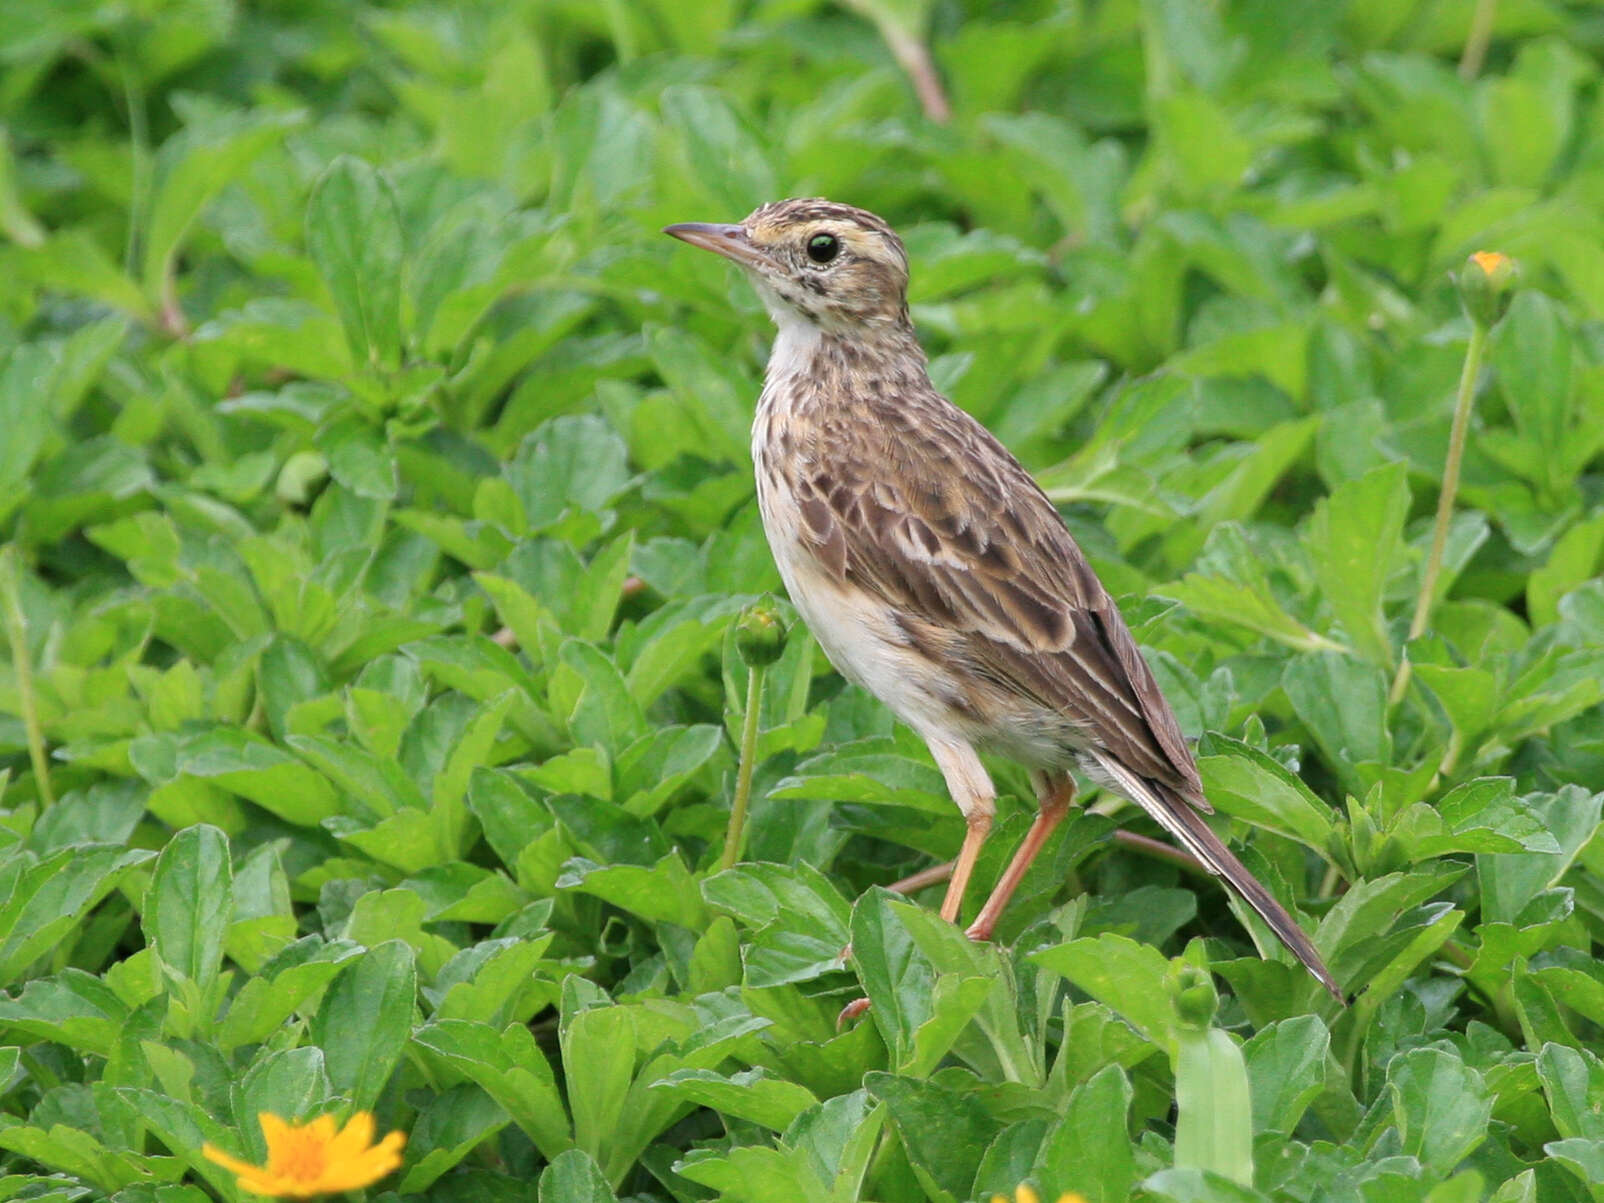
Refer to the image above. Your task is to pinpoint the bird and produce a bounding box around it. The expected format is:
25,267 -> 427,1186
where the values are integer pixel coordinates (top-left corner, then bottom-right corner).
664,199 -> 1342,1001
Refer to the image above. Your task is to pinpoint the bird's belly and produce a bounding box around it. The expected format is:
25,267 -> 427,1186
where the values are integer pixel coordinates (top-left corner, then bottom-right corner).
757,492 -> 960,740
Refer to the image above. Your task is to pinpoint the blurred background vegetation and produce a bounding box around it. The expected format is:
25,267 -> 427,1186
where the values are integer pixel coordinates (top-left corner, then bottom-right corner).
4,1 -> 1604,1201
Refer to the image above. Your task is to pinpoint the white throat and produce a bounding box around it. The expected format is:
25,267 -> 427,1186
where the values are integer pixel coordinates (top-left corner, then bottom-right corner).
762,301 -> 823,386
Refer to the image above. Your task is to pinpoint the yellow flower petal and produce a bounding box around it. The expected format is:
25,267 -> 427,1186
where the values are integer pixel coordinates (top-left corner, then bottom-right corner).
202,1143 -> 264,1178
1470,250 -> 1510,275
326,1111 -> 375,1160
203,1111 -> 406,1197
257,1113 -> 292,1148
1016,1186 -> 1041,1203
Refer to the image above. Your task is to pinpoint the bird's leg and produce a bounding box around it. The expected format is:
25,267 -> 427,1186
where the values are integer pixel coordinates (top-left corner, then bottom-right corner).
942,811 -> 993,923
887,859 -> 956,895
965,770 -> 1076,942
927,739 -> 996,925
837,740 -> 993,1028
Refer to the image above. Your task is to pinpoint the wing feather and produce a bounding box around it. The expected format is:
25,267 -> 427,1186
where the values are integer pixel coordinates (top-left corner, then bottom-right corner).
788,386 -> 1203,802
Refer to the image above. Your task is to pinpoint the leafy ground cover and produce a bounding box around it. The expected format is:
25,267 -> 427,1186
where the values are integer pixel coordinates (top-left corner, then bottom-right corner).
3,0 -> 1604,1200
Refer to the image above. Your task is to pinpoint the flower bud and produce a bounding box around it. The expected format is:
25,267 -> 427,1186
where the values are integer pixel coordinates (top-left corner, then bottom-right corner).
1172,964 -> 1219,1031
735,599 -> 788,668
1457,250 -> 1518,329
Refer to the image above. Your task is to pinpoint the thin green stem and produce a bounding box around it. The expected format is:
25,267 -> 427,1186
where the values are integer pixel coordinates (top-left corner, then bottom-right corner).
1390,322 -> 1487,706
117,42 -> 150,280
719,664 -> 765,872
599,0 -> 637,62
1459,0 -> 1499,81
1,547 -> 54,809
1317,860 -> 1343,900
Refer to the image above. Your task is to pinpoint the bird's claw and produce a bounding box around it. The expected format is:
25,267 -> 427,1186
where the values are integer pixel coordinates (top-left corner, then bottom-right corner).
837,997 -> 872,1027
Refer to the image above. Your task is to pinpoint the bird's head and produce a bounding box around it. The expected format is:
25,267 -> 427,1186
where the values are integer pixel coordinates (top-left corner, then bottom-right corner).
665,198 -> 911,334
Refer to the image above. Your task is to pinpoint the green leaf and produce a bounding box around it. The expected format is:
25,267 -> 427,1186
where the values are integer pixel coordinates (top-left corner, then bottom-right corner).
1031,934 -> 1176,1055
1304,460 -> 1410,666
556,853 -> 709,929
504,415 -> 633,532
1281,652 -> 1391,790
1038,1064 -> 1136,1203
1197,733 -> 1336,851
218,938 -> 363,1052
539,1149 -> 619,1203
310,940 -> 417,1110
1535,1043 -> 1604,1141
136,728 -> 341,826
1157,525 -> 1341,654
412,1019 -> 570,1159
141,108 -> 304,306
145,824 -> 232,1004
318,415 -> 398,500
1544,1139 -> 1604,1198
866,1072 -> 1000,1203
0,348 -> 65,526
560,1001 -> 636,1166
305,156 -> 405,371
703,861 -> 852,988
1241,1014 -> 1329,1138
237,1046 -> 331,1134
0,846 -> 151,983
397,1084 -> 509,1193
849,888 -> 937,1067
1387,1047 -> 1492,1175
649,1068 -> 818,1133
1493,291 -> 1573,496
1527,510 -> 1604,626
1143,1169 -> 1273,1203
1478,786 -> 1603,924
0,969 -> 131,1057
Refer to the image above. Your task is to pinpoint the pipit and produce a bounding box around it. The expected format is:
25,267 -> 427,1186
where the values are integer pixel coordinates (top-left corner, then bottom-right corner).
666,199 -> 1342,1001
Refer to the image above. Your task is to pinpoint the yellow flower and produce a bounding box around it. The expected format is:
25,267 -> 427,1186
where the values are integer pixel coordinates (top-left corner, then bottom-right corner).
203,1111 -> 405,1198
989,1187 -> 1088,1203
1469,250 -> 1512,277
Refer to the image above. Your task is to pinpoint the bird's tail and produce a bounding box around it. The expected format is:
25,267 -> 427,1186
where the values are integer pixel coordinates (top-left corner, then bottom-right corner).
1091,753 -> 1344,1003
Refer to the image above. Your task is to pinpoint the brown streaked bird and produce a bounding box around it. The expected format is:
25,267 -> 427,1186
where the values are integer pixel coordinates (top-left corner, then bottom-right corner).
665,199 -> 1342,1001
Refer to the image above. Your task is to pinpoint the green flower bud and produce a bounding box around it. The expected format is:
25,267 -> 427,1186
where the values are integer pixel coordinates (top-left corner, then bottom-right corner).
736,599 -> 788,668
1172,964 -> 1219,1031
1457,250 -> 1518,330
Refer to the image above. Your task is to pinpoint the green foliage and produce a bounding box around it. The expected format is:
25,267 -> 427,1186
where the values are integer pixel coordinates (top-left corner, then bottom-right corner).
1,1 -> 1604,1200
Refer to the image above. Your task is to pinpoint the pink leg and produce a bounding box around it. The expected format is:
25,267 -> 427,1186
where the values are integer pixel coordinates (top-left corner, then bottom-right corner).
940,810 -> 992,923
926,739 -> 996,926
887,860 -> 955,896
840,741 -> 994,1026
965,771 -> 1076,942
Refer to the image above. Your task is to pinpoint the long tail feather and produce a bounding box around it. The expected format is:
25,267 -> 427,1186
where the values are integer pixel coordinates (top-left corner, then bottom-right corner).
1092,754 -> 1344,1002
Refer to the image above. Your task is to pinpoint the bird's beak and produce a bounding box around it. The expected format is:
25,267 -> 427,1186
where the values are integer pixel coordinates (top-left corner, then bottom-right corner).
663,222 -> 779,273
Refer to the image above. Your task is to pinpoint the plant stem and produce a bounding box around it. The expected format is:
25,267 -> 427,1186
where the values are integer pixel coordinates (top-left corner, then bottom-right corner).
1459,0 -> 1499,80
1390,321 -> 1487,705
117,41 -> 150,280
0,547 -> 54,809
881,26 -> 951,124
719,664 -> 766,872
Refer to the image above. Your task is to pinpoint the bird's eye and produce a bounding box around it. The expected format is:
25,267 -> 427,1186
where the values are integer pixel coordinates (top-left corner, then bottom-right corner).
806,233 -> 840,264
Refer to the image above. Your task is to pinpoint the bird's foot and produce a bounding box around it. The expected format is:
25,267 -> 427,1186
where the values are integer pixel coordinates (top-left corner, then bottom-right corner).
837,997 -> 873,1027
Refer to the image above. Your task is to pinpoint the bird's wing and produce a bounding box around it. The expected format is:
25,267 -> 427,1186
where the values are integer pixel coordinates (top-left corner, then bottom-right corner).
788,390 -> 1204,803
